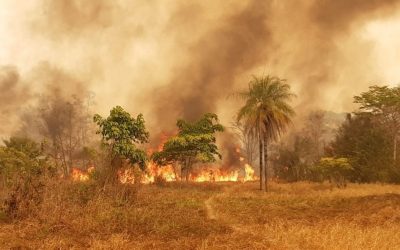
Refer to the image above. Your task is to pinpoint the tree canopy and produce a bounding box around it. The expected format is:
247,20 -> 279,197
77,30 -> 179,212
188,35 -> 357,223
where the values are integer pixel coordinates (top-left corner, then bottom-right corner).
354,85 -> 400,161
354,85 -> 400,114
93,106 -> 149,170
237,75 -> 295,141
330,113 -> 396,182
152,113 -> 224,181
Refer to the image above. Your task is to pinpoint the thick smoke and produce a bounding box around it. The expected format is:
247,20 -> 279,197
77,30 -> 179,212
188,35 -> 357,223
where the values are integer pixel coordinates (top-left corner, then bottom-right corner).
1,0 -> 400,153
151,1 -> 271,127
36,0 -> 116,37
0,66 -> 27,108
290,0 -> 400,111
0,63 -> 91,140
0,66 -> 31,138
147,0 -> 400,129
311,0 -> 399,33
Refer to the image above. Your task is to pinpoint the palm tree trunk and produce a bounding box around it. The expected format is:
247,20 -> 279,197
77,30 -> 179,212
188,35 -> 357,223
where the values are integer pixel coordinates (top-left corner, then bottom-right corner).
394,135 -> 397,162
259,137 -> 264,191
263,133 -> 268,192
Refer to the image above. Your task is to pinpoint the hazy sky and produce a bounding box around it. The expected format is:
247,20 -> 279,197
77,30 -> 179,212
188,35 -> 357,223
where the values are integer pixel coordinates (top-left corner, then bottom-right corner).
1,0 -> 400,137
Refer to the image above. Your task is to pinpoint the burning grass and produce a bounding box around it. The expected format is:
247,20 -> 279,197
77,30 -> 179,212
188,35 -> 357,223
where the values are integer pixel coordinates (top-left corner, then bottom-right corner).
1,181 -> 400,249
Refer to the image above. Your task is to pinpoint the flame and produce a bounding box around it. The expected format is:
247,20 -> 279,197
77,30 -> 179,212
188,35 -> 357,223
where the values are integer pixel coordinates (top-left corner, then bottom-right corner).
116,162 -> 250,184
70,136 -> 258,184
118,162 -> 177,184
244,163 -> 255,181
191,169 -> 239,182
188,164 -> 256,183
118,168 -> 136,184
71,168 -> 90,181
72,163 -> 256,184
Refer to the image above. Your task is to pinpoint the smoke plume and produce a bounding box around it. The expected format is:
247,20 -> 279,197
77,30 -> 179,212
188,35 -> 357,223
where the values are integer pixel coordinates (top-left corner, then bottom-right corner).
1,0 -> 400,145
151,1 -> 272,127
0,66 -> 28,137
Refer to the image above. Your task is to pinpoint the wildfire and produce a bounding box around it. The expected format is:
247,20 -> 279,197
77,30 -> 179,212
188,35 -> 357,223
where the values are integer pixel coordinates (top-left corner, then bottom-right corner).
71,136 -> 258,184
244,164 -> 255,181
118,168 -> 136,184
71,166 -> 94,182
118,163 -> 177,184
72,163 -> 256,184
191,169 -> 239,182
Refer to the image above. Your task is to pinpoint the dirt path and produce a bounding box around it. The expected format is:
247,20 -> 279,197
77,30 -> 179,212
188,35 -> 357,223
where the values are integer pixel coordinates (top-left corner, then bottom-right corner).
204,196 -> 217,220
204,186 -> 230,221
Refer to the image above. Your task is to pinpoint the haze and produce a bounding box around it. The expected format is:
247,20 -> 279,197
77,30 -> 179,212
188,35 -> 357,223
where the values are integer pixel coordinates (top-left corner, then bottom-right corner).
1,0 -> 400,138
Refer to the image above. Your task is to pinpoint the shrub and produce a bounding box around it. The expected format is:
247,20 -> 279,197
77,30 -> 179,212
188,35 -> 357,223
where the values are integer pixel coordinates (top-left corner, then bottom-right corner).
0,138 -> 48,219
310,157 -> 353,188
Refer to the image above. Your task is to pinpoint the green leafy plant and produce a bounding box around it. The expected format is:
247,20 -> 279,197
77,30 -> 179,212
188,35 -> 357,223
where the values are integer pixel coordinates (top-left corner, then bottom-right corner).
152,113 -> 224,181
94,106 -> 149,183
0,137 -> 47,218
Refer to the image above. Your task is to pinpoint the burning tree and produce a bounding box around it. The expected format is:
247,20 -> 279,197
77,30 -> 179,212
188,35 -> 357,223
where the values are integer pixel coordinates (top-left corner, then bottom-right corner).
93,106 -> 149,184
152,113 -> 224,181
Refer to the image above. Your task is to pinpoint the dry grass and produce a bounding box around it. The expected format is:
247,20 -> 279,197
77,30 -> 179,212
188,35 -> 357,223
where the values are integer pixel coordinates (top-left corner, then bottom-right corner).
1,181 -> 400,249
206,182 -> 400,249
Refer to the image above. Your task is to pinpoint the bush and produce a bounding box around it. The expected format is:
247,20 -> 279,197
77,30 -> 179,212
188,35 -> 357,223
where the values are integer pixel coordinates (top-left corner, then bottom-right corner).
0,138 -> 49,219
310,157 -> 353,188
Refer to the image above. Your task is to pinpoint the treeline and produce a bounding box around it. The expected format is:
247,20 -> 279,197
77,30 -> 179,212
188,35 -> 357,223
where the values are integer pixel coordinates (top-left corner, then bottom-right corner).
2,77 -> 400,211
273,85 -> 400,184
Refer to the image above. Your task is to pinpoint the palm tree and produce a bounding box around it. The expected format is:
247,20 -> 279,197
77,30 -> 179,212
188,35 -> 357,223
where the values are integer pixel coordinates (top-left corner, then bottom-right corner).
236,75 -> 295,191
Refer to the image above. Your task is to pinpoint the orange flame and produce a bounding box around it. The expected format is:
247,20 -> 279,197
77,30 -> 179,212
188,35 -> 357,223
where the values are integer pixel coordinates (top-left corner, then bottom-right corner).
244,163 -> 255,181
71,168 -> 90,181
191,169 -> 239,182
71,136 -> 258,184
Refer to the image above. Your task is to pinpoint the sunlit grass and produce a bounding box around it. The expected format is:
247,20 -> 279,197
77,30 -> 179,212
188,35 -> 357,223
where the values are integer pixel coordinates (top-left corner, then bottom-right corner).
1,181 -> 400,249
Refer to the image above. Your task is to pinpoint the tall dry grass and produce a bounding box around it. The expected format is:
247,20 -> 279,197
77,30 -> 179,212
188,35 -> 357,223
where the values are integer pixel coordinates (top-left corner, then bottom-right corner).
0,180 -> 229,249
206,182 -> 400,249
1,181 -> 400,249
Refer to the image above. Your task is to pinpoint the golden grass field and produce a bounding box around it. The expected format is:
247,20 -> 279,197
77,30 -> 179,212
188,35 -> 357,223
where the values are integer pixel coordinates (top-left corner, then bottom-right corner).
1,181 -> 400,249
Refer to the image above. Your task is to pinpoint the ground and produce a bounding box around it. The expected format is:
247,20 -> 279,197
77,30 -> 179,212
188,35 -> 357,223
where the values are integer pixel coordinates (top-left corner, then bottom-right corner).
1,181 -> 400,249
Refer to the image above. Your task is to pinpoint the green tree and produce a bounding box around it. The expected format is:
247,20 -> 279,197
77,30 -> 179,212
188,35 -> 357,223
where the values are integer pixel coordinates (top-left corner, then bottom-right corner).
354,85 -> 400,161
93,106 -> 149,183
0,138 -> 44,187
236,75 -> 295,191
152,113 -> 224,181
330,113 -> 396,182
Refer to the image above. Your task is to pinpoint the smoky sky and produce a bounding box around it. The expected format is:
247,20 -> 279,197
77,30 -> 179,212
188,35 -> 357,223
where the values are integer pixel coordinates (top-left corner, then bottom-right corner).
1,0 -> 400,138
0,66 -> 30,137
151,1 -> 271,125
